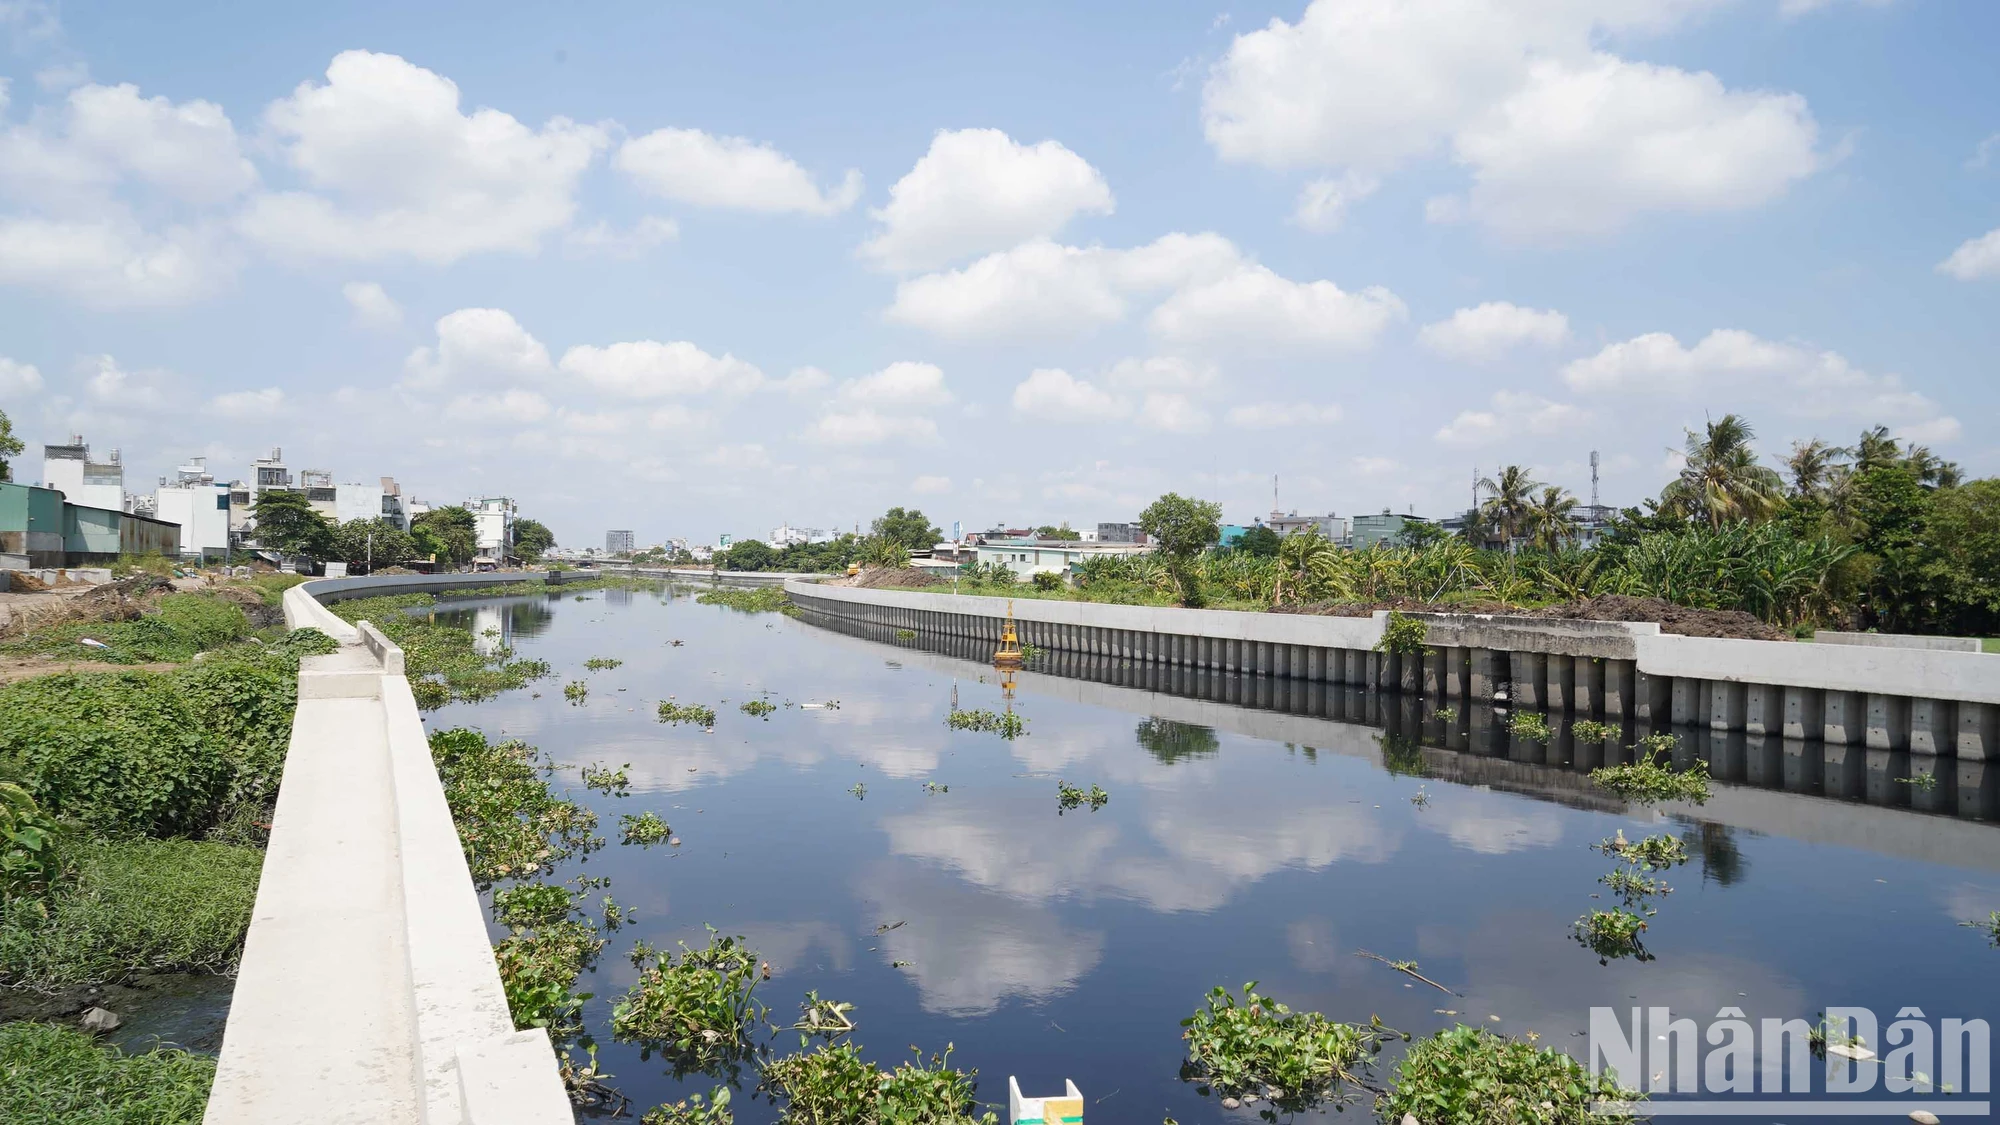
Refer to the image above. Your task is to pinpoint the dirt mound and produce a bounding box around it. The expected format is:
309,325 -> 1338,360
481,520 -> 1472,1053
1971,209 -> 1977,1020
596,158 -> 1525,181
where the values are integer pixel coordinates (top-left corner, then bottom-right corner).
845,566 -> 946,589
1274,594 -> 1789,641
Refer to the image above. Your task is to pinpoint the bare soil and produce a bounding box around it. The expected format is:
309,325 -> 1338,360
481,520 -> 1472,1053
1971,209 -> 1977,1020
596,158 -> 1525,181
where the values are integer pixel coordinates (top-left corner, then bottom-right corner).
1274,593 -> 1790,641
839,566 -> 947,590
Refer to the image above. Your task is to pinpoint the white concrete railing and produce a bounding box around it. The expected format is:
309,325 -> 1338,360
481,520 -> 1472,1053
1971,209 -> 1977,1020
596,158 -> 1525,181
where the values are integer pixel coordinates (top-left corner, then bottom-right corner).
210,576 -> 570,1125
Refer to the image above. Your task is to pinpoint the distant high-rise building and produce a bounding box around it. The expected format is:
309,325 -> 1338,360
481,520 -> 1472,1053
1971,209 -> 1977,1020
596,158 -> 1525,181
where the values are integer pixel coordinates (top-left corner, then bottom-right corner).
606,529 -> 635,554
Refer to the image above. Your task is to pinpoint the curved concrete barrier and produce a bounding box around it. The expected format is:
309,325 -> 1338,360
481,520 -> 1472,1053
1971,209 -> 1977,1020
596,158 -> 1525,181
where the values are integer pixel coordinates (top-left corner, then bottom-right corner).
209,574 -> 571,1125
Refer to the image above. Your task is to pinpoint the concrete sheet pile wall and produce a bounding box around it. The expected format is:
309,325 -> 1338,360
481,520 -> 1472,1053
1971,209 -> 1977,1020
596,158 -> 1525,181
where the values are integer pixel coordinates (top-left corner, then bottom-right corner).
784,581 -> 2000,760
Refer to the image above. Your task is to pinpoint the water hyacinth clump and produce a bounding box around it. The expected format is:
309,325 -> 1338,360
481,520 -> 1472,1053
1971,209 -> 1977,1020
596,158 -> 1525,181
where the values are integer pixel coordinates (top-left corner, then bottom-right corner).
620,811 -> 672,847
946,708 -> 1025,740
1055,780 -> 1109,813
740,699 -> 776,718
1380,1025 -> 1641,1125
611,928 -> 768,1072
658,701 -> 719,727
1507,711 -> 1553,743
1178,983 -> 1395,1116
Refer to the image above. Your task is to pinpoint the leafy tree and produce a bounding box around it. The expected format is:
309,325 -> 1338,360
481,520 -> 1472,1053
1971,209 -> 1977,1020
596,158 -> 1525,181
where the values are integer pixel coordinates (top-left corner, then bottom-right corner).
1478,465 -> 1541,547
513,518 -> 556,561
1848,464 -> 1936,631
1660,414 -> 1785,527
1034,525 -> 1081,541
871,507 -> 943,552
1135,718 -> 1220,765
0,408 -> 21,482
332,518 -> 415,571
1925,479 -> 2000,634
1397,520 -> 1450,549
720,538 -> 775,571
412,507 -> 477,568
1138,492 -> 1222,606
251,491 -> 334,559
1234,525 -> 1282,557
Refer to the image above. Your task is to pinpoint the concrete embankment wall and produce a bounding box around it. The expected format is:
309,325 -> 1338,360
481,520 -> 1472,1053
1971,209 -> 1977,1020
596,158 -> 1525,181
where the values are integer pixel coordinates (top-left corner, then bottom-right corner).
784,580 -> 2000,760
210,576 -> 570,1125
602,565 -> 827,586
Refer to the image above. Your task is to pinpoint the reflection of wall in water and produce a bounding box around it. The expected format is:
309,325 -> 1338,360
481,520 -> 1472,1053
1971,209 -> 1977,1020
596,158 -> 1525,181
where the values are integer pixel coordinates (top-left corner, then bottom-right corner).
506,599 -> 555,639
606,585 -> 632,608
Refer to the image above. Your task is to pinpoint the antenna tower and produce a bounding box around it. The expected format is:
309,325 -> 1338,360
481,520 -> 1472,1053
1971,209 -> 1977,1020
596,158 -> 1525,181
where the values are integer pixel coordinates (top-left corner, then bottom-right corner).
1589,451 -> 1601,511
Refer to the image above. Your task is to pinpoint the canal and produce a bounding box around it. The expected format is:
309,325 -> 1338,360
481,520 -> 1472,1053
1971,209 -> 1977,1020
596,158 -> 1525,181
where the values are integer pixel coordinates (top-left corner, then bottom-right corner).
431,583 -> 2000,1123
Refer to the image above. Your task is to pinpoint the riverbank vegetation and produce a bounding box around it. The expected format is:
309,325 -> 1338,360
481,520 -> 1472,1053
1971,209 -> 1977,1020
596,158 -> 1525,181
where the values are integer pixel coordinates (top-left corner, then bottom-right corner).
694,586 -> 797,615
0,590 -> 343,1119
931,417 -> 1996,636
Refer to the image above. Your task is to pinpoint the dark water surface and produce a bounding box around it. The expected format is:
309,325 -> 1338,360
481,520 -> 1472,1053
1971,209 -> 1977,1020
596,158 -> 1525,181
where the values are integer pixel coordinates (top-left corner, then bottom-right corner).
431,586 -> 2000,1124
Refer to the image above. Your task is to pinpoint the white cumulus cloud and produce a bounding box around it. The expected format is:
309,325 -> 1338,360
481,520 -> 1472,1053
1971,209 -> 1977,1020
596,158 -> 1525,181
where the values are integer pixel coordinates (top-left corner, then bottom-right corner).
210,387 -> 285,418
1226,401 -> 1343,427
805,410 -> 940,446
1136,392 -> 1210,433
0,356 -> 45,397
1292,172 -> 1378,232
1201,0 -> 1819,239
616,127 -> 860,215
1418,301 -> 1569,360
1011,368 -> 1127,422
558,340 -> 764,398
240,50 -> 608,263
403,307 -> 553,388
1434,390 -> 1587,445
1937,228 -> 2000,281
836,361 -> 950,407
444,388 -> 552,425
341,280 -> 402,328
862,128 -> 1114,271
1148,262 -> 1405,351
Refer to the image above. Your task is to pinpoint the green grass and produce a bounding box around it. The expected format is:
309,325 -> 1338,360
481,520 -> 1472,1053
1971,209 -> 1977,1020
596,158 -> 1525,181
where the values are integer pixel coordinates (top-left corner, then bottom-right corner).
0,1021 -> 215,1124
0,838 -> 263,987
1985,638 -> 1999,654
0,593 -> 251,664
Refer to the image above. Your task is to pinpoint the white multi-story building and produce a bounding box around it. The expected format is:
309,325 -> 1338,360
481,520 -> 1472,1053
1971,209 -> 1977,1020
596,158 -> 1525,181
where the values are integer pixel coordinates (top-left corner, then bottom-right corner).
335,481 -> 384,526
154,457 -> 231,560
41,436 -> 127,512
300,468 -> 337,520
466,497 -> 516,560
769,524 -> 821,548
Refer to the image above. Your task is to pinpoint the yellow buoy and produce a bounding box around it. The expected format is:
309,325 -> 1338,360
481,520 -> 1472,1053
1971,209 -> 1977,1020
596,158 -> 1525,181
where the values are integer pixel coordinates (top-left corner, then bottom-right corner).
993,600 -> 1023,668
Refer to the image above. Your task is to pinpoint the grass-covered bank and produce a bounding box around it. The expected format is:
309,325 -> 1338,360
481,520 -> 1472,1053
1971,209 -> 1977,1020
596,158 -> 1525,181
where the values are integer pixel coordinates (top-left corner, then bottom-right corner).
0,588 -> 342,1118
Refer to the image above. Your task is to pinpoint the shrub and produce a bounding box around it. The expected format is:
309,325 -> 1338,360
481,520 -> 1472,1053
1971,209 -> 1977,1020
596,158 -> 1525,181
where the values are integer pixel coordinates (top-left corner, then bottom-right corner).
151,594 -> 250,652
0,1021 -> 215,1125
1376,611 -> 1429,657
1179,983 -> 1392,1113
0,839 -> 262,986
1379,1025 -> 1640,1124
1031,571 -> 1063,591
0,673 -> 226,837
1,783 -> 64,902
170,655 -> 300,813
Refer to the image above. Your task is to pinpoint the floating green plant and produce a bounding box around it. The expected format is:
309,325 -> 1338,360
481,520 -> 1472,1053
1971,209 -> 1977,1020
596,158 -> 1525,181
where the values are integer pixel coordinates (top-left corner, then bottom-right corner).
946,708 -> 1025,739
563,681 -> 589,705
582,763 -> 630,797
619,811 -> 671,847
740,699 -> 776,718
1506,711 -> 1552,743
584,657 -> 623,671
658,701 -> 718,727
1178,983 -> 1395,1116
1056,780 -> 1109,813
1570,719 -> 1618,742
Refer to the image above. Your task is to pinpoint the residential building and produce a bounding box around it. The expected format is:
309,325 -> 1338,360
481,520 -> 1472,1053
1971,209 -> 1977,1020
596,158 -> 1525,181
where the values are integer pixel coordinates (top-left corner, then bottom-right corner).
1094,522 -> 1147,545
606,529 -> 635,555
973,537 -> 1149,579
251,448 -> 292,496
40,436 -> 127,512
154,458 -> 231,560
1350,510 -> 1435,550
378,478 -> 410,531
769,524 -> 818,549
335,480 -> 386,526
465,497 -> 516,561
1268,510 -> 1348,542
300,469 -> 337,520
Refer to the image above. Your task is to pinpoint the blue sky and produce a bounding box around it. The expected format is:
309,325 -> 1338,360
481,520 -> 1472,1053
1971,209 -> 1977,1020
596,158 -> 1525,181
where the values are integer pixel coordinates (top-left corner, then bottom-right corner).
0,0 -> 1994,546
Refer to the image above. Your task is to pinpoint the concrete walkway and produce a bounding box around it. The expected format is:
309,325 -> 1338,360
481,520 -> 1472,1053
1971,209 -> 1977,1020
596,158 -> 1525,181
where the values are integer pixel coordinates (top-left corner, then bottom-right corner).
206,588 -> 570,1124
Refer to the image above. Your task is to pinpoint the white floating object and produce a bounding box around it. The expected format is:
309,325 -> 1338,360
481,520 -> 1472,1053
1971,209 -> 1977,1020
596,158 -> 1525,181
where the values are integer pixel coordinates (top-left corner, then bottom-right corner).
79,637 -> 111,650
1826,1042 -> 1875,1061
1009,1077 -> 1082,1125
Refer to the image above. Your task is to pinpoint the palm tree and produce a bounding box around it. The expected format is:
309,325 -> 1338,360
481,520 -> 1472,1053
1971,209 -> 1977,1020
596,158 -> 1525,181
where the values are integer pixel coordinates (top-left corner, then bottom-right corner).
1478,465 -> 1541,549
1784,439 -> 1847,501
1660,414 -> 1786,527
1901,445 -> 1963,489
1525,486 -> 1580,551
1853,425 -> 1900,472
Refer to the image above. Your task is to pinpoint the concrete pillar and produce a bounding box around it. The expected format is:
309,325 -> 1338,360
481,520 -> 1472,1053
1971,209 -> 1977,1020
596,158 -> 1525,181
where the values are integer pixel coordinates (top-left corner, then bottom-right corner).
1824,691 -> 1866,746
1308,647 -> 1326,682
1633,670 -> 1671,723
1745,684 -> 1784,737
1865,693 -> 1912,752
1575,658 -> 1605,717
1957,702 -> 1996,761
1909,699 -> 1953,757
1603,660 -> 1636,718
1546,655 -> 1573,713
1671,677 -> 1701,726
1710,681 -> 1747,732
1399,651 -> 1421,694
1783,687 -> 1824,741
1468,648 -> 1499,701
1445,647 -> 1468,699
1511,652 -> 1545,709
1422,649 -> 1444,697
